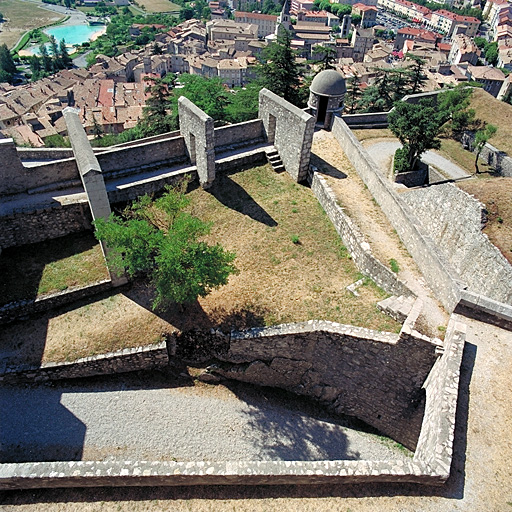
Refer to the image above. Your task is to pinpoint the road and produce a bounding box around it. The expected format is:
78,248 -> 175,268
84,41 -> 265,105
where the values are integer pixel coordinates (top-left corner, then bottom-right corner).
366,140 -> 470,180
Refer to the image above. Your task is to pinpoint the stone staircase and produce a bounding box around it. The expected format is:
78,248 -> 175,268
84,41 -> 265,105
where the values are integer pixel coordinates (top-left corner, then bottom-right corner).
377,294 -> 417,323
265,147 -> 285,173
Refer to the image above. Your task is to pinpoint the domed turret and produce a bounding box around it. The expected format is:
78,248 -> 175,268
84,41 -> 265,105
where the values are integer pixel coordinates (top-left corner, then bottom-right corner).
308,69 -> 347,130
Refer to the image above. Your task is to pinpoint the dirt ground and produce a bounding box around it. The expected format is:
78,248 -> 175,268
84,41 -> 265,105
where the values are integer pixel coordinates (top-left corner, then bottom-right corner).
0,0 -> 63,49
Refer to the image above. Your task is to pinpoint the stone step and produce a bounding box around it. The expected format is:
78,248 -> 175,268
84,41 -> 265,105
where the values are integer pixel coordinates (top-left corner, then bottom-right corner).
377,294 -> 415,323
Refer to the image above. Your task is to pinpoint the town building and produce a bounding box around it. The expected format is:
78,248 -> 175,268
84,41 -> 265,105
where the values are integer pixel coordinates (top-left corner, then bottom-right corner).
448,33 -> 480,65
234,11 -> 278,38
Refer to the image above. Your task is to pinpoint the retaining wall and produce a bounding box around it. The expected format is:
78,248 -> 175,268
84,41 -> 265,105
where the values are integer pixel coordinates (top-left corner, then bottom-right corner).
0,279 -> 113,326
402,183 -> 512,305
0,316 -> 466,489
0,202 -> 92,249
308,168 -> 411,297
331,117 -> 462,312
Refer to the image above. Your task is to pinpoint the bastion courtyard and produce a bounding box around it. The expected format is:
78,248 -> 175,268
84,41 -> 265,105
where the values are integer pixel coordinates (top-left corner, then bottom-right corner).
0,76 -> 511,510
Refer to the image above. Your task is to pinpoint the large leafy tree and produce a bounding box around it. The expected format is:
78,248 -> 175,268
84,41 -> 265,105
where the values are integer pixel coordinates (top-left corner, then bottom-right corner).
173,74 -> 230,124
225,81 -> 261,123
257,25 -> 305,107
94,184 -> 238,309
388,98 -> 443,171
474,123 -> 497,173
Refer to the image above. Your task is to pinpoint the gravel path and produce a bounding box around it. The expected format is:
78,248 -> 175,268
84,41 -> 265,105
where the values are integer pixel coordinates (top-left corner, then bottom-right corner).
366,141 -> 470,180
0,378 -> 410,464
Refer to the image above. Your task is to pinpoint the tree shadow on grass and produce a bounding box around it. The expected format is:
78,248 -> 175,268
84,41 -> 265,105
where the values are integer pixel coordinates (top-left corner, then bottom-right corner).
0,232 -> 100,306
206,173 -> 278,227
310,153 -> 348,180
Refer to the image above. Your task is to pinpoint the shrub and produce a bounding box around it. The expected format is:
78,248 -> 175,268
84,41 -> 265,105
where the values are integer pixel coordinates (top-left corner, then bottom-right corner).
393,146 -> 409,174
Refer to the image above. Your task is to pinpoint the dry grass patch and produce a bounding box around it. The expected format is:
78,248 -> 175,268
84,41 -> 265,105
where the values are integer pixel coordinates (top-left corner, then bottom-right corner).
136,0 -> 181,12
0,165 -> 400,366
0,232 -> 109,305
468,88 -> 512,155
458,177 -> 512,264
352,128 -> 393,142
0,0 -> 64,48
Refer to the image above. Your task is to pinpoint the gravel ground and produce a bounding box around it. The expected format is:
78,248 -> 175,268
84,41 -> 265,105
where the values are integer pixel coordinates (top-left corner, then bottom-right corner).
0,377 -> 411,464
365,141 -> 469,180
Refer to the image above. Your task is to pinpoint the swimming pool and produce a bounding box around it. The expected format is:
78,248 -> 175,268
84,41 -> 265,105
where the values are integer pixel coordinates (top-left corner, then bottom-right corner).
45,23 -> 106,46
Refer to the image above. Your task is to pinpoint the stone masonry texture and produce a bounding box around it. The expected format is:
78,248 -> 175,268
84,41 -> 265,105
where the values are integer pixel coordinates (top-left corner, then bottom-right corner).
259,88 -> 315,182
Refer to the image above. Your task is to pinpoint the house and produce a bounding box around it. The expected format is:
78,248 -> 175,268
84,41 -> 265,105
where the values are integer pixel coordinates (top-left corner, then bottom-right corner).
466,65 -> 506,96
448,33 -> 480,65
352,3 -> 378,28
427,10 -> 480,37
234,11 -> 278,38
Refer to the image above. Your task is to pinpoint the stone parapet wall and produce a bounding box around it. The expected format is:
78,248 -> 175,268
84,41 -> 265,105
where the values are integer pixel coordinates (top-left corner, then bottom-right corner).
308,169 -> 411,297
0,279 -> 113,326
97,135 -> 187,177
0,316 -> 467,490
413,317 -> 466,478
0,341 -> 168,384
214,120 -> 264,151
454,290 -> 512,330
402,183 -> 512,305
0,202 -> 92,250
331,117 -> 462,312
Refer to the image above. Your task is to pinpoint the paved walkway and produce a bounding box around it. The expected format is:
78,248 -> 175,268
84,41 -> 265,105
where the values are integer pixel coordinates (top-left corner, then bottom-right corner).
366,140 -> 470,180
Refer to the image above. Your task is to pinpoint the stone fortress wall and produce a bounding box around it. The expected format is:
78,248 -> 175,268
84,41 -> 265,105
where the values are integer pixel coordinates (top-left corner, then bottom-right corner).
0,87 -> 503,488
402,183 -> 512,305
331,116 -> 512,328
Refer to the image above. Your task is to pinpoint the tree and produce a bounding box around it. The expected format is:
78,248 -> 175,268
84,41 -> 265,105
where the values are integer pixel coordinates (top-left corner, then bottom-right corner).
39,44 -> 53,73
138,76 -> 176,137
225,82 -> 261,123
311,45 -> 337,71
388,98 -> 443,171
172,74 -> 230,123
344,74 -> 361,114
406,54 -> 426,95
257,26 -> 305,107
437,86 -> 475,138
0,44 -> 16,83
94,184 -> 238,309
92,114 -> 104,140
59,39 -> 72,68
474,123 -> 497,173
485,42 -> 498,66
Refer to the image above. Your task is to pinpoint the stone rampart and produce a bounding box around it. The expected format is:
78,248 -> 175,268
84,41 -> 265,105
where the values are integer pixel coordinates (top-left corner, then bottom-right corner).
213,320 -> 439,451
0,202 -> 91,249
0,315 -> 468,489
214,119 -> 264,151
17,147 -> 75,160
331,117 -> 462,312
308,168 -> 411,297
0,279 -> 113,326
0,341 -> 168,383
97,135 -> 187,177
401,183 -> 512,305
259,89 -> 315,182
413,317 -> 465,478
0,152 -> 79,196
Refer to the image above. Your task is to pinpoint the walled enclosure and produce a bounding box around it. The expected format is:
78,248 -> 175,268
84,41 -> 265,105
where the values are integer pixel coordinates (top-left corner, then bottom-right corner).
0,315 -> 464,489
0,94 -> 471,488
259,88 -> 315,182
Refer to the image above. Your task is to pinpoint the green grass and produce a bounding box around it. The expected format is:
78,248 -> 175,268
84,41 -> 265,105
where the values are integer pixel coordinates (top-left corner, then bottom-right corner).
389,258 -> 400,273
0,232 -> 109,305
